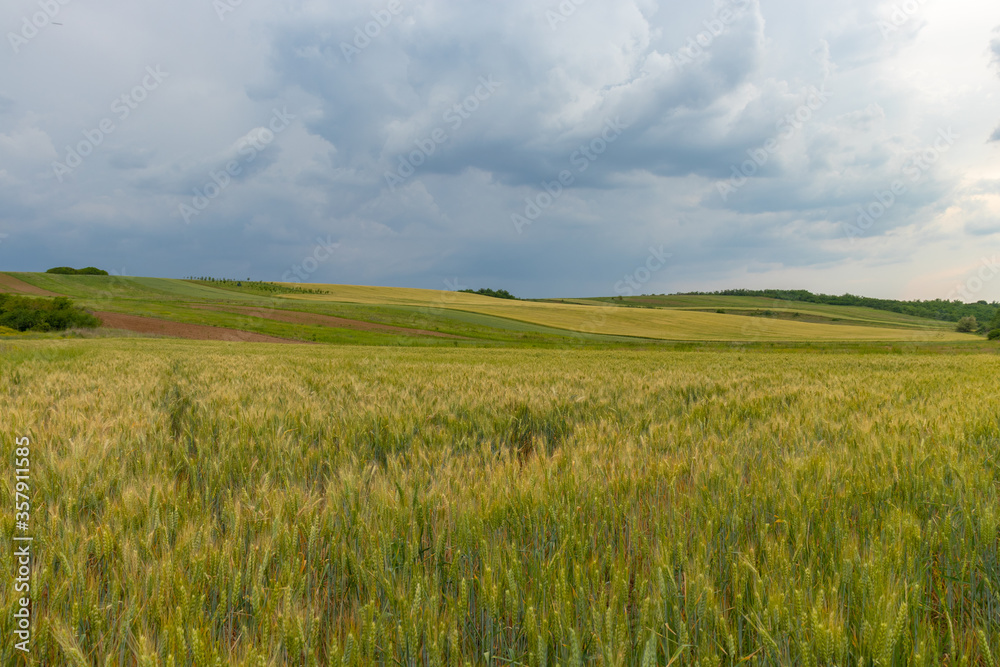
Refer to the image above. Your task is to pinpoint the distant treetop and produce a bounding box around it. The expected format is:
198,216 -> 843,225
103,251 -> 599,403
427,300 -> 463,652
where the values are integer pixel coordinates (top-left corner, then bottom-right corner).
679,288 -> 998,325
46,267 -> 109,275
459,288 -> 518,300
185,276 -> 329,295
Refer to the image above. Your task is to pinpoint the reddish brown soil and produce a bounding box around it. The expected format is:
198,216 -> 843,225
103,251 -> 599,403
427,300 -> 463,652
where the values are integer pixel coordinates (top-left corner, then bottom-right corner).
95,312 -> 305,344
190,304 -> 464,339
0,273 -> 61,296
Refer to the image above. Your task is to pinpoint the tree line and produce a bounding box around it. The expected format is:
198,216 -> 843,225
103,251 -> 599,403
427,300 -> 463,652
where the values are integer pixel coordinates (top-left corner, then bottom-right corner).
682,289 -> 998,324
459,288 -> 518,300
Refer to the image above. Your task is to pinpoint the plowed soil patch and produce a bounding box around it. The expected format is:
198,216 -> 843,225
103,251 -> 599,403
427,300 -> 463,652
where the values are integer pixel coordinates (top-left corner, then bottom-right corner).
191,304 -> 464,339
0,273 -> 61,296
95,312 -> 304,343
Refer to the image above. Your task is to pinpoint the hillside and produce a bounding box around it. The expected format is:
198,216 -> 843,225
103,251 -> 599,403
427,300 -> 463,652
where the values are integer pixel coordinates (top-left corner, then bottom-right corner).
564,294 -> 963,331
0,272 -> 985,346
675,288 -> 999,324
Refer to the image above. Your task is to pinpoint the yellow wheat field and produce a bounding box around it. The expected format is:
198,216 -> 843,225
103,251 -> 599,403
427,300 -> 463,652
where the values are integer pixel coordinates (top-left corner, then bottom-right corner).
1,339 -> 998,665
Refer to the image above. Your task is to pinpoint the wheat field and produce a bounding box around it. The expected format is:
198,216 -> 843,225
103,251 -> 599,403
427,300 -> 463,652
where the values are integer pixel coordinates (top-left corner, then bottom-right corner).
281,285 -> 974,342
1,339 -> 999,665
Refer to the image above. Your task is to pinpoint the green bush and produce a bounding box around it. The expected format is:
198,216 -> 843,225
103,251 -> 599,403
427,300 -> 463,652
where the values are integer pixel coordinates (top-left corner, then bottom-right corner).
459,287 -> 518,300
45,266 -> 109,275
0,294 -> 100,332
988,329 -> 1000,340
956,316 -> 978,333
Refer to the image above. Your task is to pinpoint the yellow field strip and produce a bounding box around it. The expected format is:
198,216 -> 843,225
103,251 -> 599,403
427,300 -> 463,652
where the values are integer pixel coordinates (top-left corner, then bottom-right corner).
281,284 -> 974,342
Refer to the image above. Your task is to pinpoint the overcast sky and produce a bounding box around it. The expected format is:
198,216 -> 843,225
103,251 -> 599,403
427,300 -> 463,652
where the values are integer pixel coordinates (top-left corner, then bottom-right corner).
1,0 -> 998,299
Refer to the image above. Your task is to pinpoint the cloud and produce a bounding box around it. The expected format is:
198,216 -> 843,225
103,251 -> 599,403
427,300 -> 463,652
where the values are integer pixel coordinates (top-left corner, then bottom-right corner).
0,0 -> 997,300
133,125 -> 284,197
267,0 -> 771,190
990,27 -> 1000,141
107,148 -> 156,171
0,124 -> 57,174
836,103 -> 885,132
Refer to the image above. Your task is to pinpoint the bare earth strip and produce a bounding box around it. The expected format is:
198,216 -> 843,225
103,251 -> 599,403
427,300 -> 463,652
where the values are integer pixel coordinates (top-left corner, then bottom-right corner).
95,312 -> 304,343
190,304 -> 465,339
0,273 -> 62,296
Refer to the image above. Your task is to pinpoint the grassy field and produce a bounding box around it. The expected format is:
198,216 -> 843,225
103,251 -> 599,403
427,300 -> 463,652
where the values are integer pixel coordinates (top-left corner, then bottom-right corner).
283,284 -> 974,343
1,339 -> 999,665
542,296 -> 960,332
4,272 -> 980,345
3,274 -> 645,346
287,294 -> 968,343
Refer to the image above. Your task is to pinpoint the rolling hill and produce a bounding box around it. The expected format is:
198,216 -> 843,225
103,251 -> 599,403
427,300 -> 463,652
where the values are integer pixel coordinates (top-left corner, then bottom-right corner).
0,272 -> 984,346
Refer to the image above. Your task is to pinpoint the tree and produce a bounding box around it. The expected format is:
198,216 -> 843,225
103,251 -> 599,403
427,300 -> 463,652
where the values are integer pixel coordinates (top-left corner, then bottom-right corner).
0,293 -> 99,331
956,316 -> 978,333
46,266 -> 109,275
459,288 -> 518,300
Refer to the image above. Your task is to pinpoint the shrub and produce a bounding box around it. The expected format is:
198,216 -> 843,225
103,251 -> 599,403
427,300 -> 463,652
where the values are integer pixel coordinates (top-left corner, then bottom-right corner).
0,294 -> 100,332
459,288 -> 518,300
956,316 -> 978,333
988,329 -> 1000,340
45,266 -> 109,275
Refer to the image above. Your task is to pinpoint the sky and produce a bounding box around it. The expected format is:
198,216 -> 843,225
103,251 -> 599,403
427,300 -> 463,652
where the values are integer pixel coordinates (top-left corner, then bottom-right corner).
1,0 -> 998,300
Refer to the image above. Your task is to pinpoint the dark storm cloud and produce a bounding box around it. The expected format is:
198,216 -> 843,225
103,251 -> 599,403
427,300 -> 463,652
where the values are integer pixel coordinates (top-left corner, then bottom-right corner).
0,0 -> 997,299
